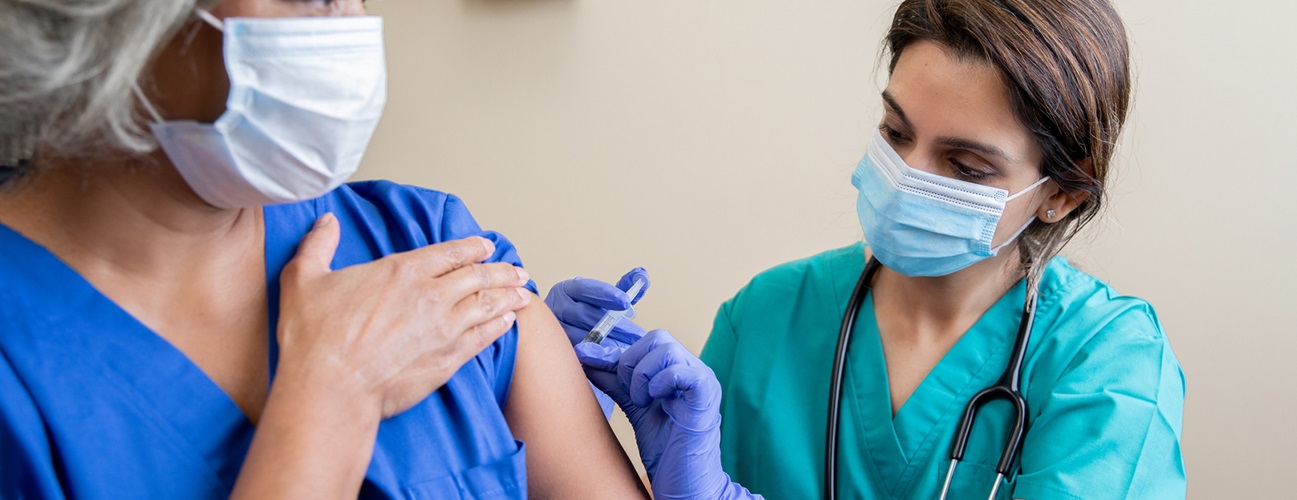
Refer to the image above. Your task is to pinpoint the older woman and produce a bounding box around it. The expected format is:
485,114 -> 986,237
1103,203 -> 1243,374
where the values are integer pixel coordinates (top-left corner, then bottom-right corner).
0,0 -> 649,498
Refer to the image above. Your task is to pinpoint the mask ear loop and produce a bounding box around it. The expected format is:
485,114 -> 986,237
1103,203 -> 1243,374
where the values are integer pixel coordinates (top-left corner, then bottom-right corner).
194,9 -> 225,31
991,176 -> 1052,254
990,217 -> 1036,255
1005,176 -> 1050,202
132,8 -> 225,125
131,84 -> 166,124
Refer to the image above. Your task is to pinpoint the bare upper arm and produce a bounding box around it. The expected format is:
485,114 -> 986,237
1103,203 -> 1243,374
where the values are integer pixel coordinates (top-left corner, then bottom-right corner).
504,300 -> 649,499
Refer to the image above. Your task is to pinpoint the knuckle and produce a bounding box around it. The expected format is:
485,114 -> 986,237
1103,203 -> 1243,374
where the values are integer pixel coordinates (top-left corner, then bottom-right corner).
470,263 -> 492,286
388,256 -> 417,281
421,286 -> 444,306
463,324 -> 492,353
444,244 -> 467,265
492,315 -> 514,338
475,290 -> 498,312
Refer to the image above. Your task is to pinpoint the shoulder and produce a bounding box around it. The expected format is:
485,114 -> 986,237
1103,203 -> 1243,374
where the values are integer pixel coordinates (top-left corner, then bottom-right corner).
1036,257 -> 1168,345
1017,259 -> 1186,497
295,181 -> 531,281
316,180 -> 478,243
1028,256 -> 1183,400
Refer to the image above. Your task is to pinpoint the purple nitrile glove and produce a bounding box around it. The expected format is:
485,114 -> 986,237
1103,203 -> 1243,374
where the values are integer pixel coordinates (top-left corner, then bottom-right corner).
544,267 -> 650,418
576,330 -> 762,500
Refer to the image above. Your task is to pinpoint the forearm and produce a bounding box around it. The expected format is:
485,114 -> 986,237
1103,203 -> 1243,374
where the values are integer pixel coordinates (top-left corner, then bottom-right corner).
230,364 -> 381,499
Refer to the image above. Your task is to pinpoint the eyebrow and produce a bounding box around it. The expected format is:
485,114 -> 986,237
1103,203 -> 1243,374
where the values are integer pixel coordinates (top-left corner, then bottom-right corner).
936,137 -> 1013,163
880,91 -> 914,130
880,90 -> 1015,163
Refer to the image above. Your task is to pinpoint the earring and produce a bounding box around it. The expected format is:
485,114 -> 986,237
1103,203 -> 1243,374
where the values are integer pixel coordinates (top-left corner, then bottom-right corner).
1045,209 -> 1057,220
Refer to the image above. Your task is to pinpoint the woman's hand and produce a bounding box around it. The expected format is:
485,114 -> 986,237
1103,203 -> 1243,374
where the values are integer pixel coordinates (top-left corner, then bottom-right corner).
234,213 -> 532,498
276,212 -> 533,417
576,330 -> 761,500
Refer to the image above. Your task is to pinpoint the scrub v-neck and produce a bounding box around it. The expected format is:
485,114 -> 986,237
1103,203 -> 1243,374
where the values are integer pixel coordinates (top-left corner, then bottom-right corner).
0,208 -> 291,489
840,282 -> 1024,497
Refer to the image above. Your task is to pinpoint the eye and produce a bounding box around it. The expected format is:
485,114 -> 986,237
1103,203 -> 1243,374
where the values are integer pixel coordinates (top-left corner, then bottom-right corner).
879,124 -> 910,145
949,159 -> 991,181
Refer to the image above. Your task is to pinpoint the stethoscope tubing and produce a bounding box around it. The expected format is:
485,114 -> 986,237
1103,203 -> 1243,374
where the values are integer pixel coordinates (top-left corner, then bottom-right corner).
824,257 -> 1038,500
823,258 -> 878,500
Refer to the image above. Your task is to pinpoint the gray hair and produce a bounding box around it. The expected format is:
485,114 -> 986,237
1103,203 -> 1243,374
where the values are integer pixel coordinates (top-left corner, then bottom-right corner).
0,0 -> 219,173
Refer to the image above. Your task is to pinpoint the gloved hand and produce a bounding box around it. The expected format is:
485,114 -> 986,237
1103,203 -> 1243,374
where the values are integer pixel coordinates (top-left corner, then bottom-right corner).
545,267 -> 650,347
576,330 -> 762,500
545,268 -> 651,418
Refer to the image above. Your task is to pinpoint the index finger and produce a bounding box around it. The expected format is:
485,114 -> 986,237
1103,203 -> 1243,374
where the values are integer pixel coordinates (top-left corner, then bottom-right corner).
405,236 -> 496,277
562,278 -> 632,311
615,329 -> 675,400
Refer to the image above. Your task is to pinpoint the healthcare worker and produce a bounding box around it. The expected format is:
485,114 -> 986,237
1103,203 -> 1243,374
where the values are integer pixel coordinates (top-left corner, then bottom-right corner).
548,0 -> 1186,498
0,0 -> 689,497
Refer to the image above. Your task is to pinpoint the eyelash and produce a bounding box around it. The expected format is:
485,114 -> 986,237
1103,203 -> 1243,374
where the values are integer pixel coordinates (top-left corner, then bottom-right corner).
879,124 -> 909,145
878,124 -> 990,181
949,159 -> 988,181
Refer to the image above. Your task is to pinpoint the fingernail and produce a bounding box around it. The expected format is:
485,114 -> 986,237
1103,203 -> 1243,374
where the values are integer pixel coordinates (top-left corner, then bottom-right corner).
313,213 -> 334,229
516,288 -> 532,304
516,267 -> 529,283
503,311 -> 517,324
480,237 -> 495,255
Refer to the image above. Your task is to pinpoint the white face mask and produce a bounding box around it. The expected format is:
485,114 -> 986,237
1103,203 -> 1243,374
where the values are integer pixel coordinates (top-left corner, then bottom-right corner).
137,9 -> 387,209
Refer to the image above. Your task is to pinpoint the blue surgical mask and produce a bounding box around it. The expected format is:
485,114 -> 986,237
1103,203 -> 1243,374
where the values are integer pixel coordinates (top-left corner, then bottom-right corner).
852,128 -> 1047,277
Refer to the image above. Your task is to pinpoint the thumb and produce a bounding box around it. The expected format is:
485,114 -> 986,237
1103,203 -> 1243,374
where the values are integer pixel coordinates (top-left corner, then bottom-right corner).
574,341 -> 624,373
289,213 -> 341,278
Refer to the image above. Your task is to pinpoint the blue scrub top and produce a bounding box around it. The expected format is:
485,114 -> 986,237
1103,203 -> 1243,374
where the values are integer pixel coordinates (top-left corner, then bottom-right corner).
0,181 -> 538,499
701,243 -> 1186,499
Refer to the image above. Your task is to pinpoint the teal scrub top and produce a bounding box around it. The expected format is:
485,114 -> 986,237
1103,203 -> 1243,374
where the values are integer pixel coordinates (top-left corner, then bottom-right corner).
700,243 -> 1185,500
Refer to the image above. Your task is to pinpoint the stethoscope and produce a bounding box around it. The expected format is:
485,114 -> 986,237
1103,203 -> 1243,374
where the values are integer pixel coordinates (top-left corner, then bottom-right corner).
824,257 -> 1039,500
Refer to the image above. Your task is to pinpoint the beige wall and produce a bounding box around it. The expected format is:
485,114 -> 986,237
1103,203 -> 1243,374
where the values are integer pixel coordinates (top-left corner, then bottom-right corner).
362,0 -> 1297,497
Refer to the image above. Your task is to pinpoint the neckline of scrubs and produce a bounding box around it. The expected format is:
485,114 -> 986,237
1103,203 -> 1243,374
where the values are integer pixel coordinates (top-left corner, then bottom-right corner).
0,211 -> 283,487
841,275 -> 1024,496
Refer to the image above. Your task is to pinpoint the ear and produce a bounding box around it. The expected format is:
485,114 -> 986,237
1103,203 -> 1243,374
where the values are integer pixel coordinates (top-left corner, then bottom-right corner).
1038,158 -> 1092,223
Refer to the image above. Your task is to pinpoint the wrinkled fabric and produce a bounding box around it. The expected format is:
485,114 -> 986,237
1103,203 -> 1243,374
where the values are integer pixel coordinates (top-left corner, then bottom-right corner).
702,242 -> 1185,499
0,181 -> 536,499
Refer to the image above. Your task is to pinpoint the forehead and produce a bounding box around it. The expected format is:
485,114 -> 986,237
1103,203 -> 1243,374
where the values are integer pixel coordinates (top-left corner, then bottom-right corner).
886,40 -> 1040,165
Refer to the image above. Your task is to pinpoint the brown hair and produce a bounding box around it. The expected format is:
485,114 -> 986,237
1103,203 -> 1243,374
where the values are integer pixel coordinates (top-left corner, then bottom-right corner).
885,0 -> 1131,285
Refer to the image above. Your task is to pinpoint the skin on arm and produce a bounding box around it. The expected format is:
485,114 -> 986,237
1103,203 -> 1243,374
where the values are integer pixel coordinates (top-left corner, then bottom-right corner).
506,300 -> 650,499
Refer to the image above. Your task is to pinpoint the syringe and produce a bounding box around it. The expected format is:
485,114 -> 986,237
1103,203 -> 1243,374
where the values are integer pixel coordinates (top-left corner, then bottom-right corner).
581,278 -> 646,345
